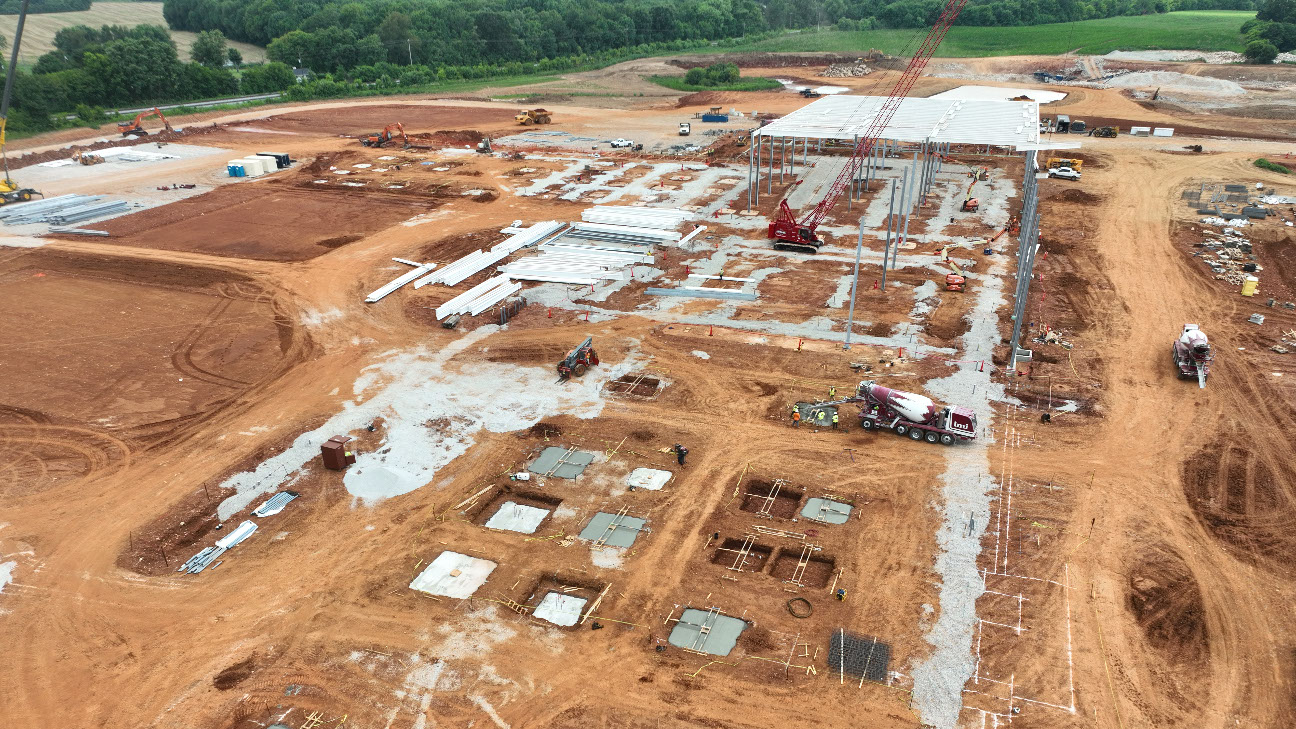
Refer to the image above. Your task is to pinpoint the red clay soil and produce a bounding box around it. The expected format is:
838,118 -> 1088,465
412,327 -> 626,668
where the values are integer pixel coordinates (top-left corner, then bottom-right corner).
233,105 -> 519,137
69,183 -> 432,262
0,248 -> 295,435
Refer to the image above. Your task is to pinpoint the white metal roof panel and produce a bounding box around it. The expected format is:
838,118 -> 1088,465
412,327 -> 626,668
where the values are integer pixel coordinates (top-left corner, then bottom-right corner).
753,95 -> 1042,149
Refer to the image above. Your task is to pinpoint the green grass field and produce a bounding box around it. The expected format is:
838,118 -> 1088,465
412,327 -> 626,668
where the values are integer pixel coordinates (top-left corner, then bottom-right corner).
0,1 -> 267,64
712,11 -> 1253,58
647,75 -> 785,92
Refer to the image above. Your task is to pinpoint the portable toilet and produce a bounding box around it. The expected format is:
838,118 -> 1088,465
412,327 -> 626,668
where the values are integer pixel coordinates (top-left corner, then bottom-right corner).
227,161 -> 245,177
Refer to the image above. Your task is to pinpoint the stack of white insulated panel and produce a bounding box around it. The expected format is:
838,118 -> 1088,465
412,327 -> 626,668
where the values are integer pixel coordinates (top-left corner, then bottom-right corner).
435,275 -> 522,320
571,221 -> 681,246
414,221 -> 563,289
499,242 -> 653,285
581,205 -> 691,230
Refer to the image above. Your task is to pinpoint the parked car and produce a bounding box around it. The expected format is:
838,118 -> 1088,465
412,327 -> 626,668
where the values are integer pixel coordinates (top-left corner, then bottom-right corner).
610,138 -> 635,148
1048,166 -> 1081,181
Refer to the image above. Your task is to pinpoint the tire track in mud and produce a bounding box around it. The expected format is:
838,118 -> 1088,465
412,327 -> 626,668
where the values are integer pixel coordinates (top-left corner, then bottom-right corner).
0,424 -> 132,498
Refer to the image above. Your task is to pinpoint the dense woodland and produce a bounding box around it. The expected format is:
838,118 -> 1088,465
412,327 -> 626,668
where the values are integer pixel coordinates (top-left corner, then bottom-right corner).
162,0 -> 1257,70
0,0 -> 1268,133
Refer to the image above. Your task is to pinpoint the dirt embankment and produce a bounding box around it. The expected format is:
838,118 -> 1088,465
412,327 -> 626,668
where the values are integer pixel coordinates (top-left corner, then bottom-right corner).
668,51 -> 893,70
10,124 -> 224,170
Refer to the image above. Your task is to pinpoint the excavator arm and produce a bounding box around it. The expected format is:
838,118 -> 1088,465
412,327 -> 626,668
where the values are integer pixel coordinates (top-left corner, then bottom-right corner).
118,107 -> 172,136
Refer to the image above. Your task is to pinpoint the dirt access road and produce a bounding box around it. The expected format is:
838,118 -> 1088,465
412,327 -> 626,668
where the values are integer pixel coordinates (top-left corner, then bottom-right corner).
1050,148 -> 1296,728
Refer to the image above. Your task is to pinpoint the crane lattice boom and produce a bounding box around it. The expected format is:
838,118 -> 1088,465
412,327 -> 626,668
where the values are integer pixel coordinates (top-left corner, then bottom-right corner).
769,0 -> 970,248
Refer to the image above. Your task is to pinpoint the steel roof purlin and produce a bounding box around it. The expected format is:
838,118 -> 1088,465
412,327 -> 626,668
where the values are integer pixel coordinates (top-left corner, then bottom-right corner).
752,95 -> 1043,149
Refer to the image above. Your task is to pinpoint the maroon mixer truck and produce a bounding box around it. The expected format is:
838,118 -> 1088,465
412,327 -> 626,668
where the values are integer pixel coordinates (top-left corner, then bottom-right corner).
845,380 -> 978,444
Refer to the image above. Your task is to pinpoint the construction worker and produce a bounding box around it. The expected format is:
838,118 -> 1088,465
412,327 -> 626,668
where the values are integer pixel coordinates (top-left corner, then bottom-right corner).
673,443 -> 689,466
831,412 -> 839,430
836,588 -> 847,601
815,410 -> 827,427
792,409 -> 801,427
828,385 -> 837,399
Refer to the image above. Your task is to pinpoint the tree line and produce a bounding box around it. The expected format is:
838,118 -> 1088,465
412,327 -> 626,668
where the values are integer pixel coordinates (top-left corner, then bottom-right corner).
163,0 -> 1255,74
1241,0 -> 1295,61
0,0 -> 90,14
8,24 -> 297,132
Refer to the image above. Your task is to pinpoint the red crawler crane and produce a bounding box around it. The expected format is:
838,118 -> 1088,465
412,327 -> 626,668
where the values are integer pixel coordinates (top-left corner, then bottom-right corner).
768,0 -> 970,250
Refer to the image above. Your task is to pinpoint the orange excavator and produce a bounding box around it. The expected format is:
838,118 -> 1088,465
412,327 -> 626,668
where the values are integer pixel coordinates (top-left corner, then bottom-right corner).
118,107 -> 173,136
361,123 -> 408,148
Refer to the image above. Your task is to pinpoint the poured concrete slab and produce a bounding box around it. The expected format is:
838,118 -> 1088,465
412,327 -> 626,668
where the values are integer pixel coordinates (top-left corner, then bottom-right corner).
796,403 -> 837,426
579,512 -> 647,548
668,608 -> 747,656
528,446 -> 596,479
484,501 -> 550,534
533,592 -> 588,627
409,551 -> 496,598
626,467 -> 671,491
801,497 -> 853,524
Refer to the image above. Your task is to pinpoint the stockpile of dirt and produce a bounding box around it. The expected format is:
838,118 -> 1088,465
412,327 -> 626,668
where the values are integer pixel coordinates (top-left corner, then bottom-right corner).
675,90 -> 745,108
10,124 -> 223,170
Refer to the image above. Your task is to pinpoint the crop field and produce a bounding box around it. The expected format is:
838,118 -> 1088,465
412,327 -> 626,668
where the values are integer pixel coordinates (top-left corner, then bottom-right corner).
717,11 -> 1253,58
0,1 -> 266,64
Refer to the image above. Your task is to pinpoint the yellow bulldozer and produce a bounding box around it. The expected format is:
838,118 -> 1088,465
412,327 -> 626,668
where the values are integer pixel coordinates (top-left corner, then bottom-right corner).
515,108 -> 552,125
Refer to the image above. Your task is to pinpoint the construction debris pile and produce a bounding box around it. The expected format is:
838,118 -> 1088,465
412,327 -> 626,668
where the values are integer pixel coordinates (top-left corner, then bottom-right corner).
822,61 -> 873,78
179,491 -> 298,574
1193,227 -> 1258,285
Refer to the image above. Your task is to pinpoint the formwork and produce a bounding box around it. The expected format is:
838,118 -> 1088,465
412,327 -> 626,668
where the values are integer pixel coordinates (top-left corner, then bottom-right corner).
533,592 -> 589,627
668,608 -> 748,656
484,501 -> 551,534
409,552 -> 496,598
528,446 -> 596,478
578,511 -> 647,548
800,498 -> 853,524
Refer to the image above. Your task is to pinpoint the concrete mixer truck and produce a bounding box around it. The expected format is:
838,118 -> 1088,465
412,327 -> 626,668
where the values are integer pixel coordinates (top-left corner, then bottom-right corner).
1172,324 -> 1212,388
851,380 -> 978,445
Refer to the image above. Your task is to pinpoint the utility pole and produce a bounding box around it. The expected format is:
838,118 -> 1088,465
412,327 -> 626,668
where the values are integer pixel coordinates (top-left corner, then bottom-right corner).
407,39 -> 414,66
1,0 -> 32,185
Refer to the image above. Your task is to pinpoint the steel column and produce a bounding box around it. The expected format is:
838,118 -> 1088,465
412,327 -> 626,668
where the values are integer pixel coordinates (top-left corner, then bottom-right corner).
881,178 -> 897,291
844,216 -> 865,350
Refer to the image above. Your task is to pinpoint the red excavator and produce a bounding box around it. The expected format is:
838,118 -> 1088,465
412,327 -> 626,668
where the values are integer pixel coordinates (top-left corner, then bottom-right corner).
768,0 -> 970,252
361,123 -> 408,148
118,107 -> 173,136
